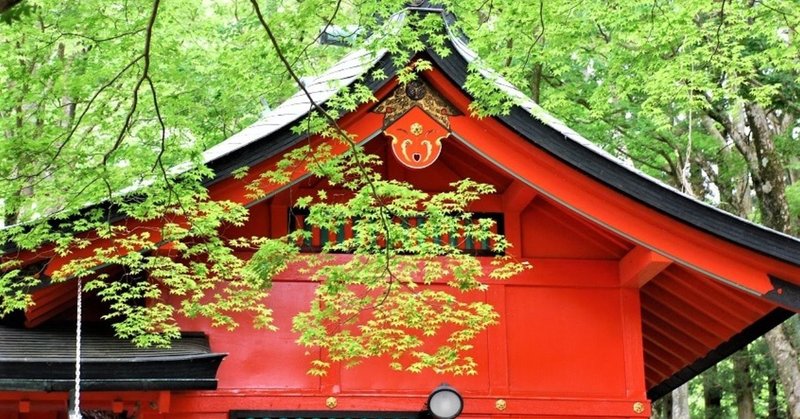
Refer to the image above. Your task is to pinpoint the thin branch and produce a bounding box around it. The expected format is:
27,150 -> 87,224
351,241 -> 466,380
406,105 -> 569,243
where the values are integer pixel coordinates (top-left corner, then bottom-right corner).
145,74 -> 179,208
287,0 -> 343,71
521,0 -> 545,69
102,0 -> 161,166
711,0 -> 726,57
249,0 -> 398,309
61,27 -> 147,44
1,56 -> 143,183
614,146 -> 670,174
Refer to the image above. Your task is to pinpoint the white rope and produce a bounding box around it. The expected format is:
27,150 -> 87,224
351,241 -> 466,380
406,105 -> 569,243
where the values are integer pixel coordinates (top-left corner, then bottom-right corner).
70,276 -> 82,419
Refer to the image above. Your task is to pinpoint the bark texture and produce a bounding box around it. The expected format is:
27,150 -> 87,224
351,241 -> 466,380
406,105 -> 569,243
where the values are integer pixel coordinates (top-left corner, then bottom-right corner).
0,0 -> 22,14
703,365 -> 723,419
733,352 -> 756,419
764,327 -> 800,419
672,383 -> 690,419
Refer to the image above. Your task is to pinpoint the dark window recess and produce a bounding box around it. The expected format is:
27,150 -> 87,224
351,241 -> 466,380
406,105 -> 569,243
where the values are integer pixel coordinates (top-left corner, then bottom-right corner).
288,208 -> 504,256
231,411 -> 419,419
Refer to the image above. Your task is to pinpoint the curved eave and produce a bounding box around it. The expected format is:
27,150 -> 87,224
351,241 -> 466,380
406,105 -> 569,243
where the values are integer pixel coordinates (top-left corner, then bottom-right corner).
0,358 -> 224,392
202,15 -> 800,268
0,328 -> 226,392
422,43 -> 800,270
186,3 -> 800,402
645,307 -> 794,400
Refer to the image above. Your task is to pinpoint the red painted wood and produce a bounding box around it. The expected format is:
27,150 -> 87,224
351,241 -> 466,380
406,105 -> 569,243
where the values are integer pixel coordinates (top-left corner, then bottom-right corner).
521,201 -> 628,259
620,288 -> 646,399
502,181 -> 537,213
619,247 -> 671,288
486,284 -> 510,395
642,333 -> 691,370
385,106 -> 449,169
641,310 -> 710,356
660,269 -> 753,326
424,68 -> 800,291
641,294 -> 725,347
269,203 -> 288,237
647,281 -> 739,333
172,281 -> 322,391
641,324 -> 698,364
505,286 -> 627,397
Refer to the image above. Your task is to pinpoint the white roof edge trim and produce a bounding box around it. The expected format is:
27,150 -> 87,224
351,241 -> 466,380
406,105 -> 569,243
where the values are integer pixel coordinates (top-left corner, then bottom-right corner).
201,12 -> 409,166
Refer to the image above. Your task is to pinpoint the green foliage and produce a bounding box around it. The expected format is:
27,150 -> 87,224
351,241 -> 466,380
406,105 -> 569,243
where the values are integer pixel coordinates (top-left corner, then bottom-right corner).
788,183 -> 800,222
0,0 -> 531,377
448,0 -> 798,210
280,148 -> 526,374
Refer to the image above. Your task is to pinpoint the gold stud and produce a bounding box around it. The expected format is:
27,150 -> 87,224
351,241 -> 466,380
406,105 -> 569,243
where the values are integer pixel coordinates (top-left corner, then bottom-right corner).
633,401 -> 645,414
495,399 -> 507,411
326,397 -> 337,409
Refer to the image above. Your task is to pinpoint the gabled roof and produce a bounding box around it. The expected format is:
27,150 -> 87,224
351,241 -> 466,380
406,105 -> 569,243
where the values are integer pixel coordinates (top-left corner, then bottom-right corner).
203,4 -> 800,269
199,2 -> 800,400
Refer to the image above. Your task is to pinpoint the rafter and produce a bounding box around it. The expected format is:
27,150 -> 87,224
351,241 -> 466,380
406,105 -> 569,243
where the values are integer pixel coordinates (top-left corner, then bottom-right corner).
502,180 -> 537,212
620,246 -> 672,288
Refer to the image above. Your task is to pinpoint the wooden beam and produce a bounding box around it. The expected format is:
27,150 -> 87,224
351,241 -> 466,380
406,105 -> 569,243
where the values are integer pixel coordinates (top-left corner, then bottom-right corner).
112,400 -> 124,414
502,180 -> 537,212
620,246 -> 672,288
764,276 -> 800,311
158,391 -> 171,414
502,181 -> 537,258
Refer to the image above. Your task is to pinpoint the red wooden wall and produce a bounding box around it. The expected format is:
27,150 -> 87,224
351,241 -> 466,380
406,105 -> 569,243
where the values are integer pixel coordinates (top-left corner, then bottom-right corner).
0,132 -> 651,419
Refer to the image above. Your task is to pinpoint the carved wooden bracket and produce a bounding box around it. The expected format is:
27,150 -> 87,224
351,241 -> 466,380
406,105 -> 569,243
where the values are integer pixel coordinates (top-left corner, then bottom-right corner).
374,78 -> 460,169
383,106 -> 449,169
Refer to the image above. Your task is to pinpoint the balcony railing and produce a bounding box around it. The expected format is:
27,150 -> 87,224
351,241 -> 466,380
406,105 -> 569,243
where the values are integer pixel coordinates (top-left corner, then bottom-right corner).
287,208 -> 504,256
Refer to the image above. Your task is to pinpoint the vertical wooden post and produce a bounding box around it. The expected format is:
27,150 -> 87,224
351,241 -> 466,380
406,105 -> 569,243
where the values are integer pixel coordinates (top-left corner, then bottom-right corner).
620,288 -> 647,400
487,285 -> 510,395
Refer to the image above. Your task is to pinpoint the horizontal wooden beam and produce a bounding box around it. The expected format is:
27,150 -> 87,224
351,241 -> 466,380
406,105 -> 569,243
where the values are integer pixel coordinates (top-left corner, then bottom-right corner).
502,180 -> 538,212
620,247 -> 672,288
764,276 -> 800,311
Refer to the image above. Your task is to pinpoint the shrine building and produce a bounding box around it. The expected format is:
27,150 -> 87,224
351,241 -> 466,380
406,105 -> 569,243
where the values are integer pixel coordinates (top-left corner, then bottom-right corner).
2,3 -> 800,419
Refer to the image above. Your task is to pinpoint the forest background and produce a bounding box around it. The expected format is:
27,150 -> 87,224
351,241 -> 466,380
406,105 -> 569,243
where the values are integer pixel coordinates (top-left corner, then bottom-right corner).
1,0 -> 799,417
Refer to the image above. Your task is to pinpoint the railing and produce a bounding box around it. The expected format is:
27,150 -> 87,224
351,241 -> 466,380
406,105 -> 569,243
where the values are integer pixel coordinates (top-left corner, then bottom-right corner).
288,208 -> 504,256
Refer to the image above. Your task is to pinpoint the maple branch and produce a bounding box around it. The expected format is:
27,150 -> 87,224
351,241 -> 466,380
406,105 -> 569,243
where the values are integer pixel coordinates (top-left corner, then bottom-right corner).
248,0 -> 399,311
103,0 -> 161,166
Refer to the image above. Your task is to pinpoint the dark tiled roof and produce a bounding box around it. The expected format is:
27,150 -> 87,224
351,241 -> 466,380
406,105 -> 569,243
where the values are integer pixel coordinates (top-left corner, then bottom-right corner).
0,326 -> 225,391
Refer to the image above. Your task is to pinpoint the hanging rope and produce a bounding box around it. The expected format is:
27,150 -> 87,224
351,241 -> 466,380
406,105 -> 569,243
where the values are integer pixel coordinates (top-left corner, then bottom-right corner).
70,276 -> 83,419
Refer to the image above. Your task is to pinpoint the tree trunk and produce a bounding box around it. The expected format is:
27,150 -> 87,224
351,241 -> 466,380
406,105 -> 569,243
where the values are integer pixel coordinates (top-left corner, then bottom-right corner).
703,364 -> 723,419
768,376 -> 780,419
764,326 -> 800,419
721,101 -> 799,418
744,104 -> 792,233
733,351 -> 757,419
654,390 -> 673,419
672,383 -> 690,419
530,63 -> 542,104
0,0 -> 22,14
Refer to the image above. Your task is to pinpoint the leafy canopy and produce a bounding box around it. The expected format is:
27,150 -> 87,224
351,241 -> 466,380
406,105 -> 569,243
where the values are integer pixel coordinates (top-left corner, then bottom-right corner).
0,0 -> 527,374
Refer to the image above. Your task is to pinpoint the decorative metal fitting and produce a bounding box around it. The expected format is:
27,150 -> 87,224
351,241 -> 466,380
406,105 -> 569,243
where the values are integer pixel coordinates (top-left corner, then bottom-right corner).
495,399 -> 507,411
633,401 -> 645,414
326,397 -> 337,409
